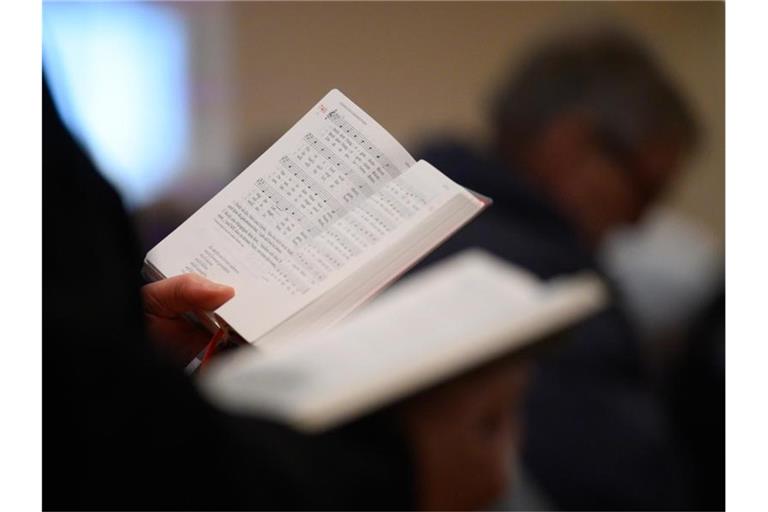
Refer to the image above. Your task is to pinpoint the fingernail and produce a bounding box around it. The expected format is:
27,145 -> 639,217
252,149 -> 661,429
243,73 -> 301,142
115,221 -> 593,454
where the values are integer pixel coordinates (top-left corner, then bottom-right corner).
202,280 -> 234,294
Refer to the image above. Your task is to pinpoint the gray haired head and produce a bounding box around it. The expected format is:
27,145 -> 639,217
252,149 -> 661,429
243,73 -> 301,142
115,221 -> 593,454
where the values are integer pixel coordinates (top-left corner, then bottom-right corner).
490,28 -> 699,156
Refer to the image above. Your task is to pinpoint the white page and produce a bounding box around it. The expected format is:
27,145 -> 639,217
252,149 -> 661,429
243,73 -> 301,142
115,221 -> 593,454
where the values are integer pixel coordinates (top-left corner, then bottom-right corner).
146,90 -> 480,342
253,192 -> 484,347
199,250 -> 607,431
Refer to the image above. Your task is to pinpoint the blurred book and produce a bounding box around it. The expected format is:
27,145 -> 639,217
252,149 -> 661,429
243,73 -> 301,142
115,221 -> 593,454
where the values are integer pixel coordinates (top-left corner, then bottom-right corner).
199,250 -> 607,432
144,89 -> 488,345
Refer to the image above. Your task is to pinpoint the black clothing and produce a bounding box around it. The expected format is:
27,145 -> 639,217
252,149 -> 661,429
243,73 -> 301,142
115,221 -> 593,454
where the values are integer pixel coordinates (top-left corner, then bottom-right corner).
668,289 -> 725,511
416,141 -> 691,510
43,82 -> 414,510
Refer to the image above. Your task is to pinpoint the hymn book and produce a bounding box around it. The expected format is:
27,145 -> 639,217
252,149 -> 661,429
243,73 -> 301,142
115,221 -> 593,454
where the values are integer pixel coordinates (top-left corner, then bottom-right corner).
144,89 -> 489,346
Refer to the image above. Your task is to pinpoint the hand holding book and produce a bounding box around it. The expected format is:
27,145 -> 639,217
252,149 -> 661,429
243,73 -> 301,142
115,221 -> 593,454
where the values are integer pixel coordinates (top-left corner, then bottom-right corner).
141,273 -> 235,366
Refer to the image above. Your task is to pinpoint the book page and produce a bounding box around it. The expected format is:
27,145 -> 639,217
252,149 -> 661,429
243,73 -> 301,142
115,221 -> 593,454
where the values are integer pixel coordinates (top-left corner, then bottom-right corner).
146,89 -> 480,342
198,250 -> 607,431
253,191 -> 486,347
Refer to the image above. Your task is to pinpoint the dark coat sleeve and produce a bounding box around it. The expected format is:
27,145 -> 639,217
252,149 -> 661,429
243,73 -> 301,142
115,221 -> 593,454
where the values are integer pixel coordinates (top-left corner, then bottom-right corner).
43,81 -> 414,510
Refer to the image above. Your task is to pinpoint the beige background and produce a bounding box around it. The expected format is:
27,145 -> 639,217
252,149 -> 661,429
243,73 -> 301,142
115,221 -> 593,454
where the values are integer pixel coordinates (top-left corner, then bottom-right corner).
169,1 -> 724,244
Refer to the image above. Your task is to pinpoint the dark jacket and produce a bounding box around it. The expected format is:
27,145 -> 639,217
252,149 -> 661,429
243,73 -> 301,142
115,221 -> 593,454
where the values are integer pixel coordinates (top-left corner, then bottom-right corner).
43,82 -> 413,510
417,141 -> 691,510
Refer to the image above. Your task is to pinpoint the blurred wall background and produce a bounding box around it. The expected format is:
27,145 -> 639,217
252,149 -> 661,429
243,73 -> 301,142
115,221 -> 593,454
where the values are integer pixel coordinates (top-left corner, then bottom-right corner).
43,1 -> 724,246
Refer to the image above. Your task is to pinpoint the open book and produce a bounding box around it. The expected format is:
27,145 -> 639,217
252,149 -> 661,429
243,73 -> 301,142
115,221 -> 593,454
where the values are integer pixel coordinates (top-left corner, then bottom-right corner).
145,89 -> 488,345
199,250 -> 607,432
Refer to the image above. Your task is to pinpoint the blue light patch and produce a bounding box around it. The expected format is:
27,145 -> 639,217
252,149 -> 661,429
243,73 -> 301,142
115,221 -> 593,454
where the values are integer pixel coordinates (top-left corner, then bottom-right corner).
43,2 -> 189,208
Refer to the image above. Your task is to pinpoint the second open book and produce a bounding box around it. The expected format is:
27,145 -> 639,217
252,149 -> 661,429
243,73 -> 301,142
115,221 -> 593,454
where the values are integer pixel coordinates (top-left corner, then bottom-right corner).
200,250 -> 606,432
145,89 -> 489,345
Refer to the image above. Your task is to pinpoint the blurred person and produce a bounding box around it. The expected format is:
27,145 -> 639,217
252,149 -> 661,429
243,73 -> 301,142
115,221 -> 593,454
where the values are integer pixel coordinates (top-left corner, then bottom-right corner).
598,210 -> 724,511
43,77 -> 529,510
416,29 -> 715,510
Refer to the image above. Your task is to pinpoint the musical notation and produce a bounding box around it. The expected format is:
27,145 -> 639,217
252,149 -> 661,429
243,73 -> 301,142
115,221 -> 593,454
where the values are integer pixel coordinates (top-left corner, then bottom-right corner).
211,109 -> 430,295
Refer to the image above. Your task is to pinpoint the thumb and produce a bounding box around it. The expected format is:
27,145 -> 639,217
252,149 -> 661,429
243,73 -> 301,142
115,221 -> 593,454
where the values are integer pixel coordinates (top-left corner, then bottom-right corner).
142,273 -> 235,318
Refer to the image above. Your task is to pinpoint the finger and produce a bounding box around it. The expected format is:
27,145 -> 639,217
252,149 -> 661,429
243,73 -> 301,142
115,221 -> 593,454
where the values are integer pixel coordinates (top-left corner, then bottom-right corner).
142,273 -> 235,318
